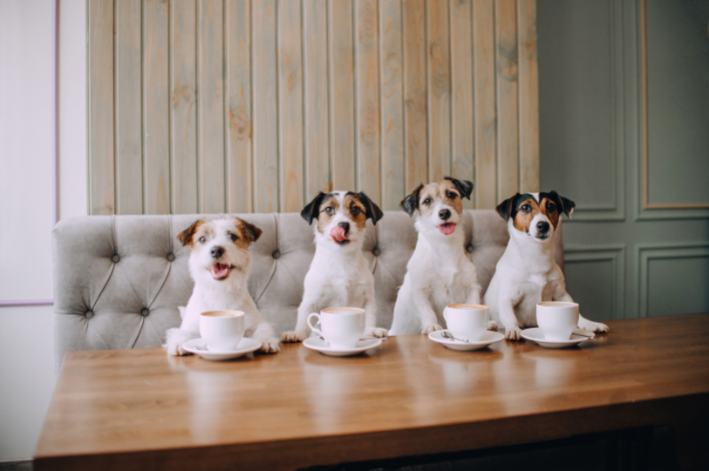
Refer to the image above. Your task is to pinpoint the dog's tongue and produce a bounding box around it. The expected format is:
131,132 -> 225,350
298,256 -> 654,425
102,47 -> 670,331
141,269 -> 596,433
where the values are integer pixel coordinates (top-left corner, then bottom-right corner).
212,263 -> 230,279
330,226 -> 348,243
438,223 -> 456,235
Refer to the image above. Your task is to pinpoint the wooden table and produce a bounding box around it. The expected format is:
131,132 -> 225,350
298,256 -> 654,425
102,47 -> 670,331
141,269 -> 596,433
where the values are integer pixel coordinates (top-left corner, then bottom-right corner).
34,314 -> 709,471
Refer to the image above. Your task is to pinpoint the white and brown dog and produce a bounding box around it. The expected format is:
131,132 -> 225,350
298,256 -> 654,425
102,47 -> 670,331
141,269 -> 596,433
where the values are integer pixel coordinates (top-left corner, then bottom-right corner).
389,177 -> 489,335
484,191 -> 609,340
165,218 -> 280,355
281,191 -> 388,342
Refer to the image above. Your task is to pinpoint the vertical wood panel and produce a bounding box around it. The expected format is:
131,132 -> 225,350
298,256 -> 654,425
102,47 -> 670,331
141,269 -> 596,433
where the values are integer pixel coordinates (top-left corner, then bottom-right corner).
328,0 -> 356,192
449,0 -> 474,209
170,0 -> 198,214
88,0 -> 115,215
252,0 -> 279,212
278,0 -> 304,212
115,0 -> 143,214
473,0 -> 497,209
198,0 -> 226,213
403,0 -> 428,193
495,0 -> 519,201
379,0 -> 405,210
517,0 -> 539,193
143,0 -> 170,214
426,0 -> 451,182
303,0 -> 331,199
225,0 -> 252,213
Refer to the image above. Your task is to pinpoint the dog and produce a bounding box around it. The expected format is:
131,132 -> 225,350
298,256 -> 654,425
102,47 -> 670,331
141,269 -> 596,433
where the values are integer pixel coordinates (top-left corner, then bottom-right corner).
165,217 -> 280,355
484,191 -> 609,340
389,177 -> 491,335
280,191 -> 389,343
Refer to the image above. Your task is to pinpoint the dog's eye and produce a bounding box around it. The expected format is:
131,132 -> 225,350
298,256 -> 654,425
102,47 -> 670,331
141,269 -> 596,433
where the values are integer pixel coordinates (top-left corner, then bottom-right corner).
230,233 -> 238,241
521,204 -> 531,212
447,192 -> 457,199
198,236 -> 206,243
351,206 -> 360,215
324,206 -> 334,215
423,198 -> 432,205
546,203 -> 556,213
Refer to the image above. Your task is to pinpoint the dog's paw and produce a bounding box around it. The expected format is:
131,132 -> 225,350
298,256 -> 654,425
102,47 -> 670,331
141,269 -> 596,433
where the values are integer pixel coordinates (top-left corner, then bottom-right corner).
487,321 -> 498,331
504,325 -> 522,340
165,342 -> 190,356
422,324 -> 444,335
364,327 -> 388,338
259,338 -> 281,353
280,330 -> 308,343
579,318 -> 610,333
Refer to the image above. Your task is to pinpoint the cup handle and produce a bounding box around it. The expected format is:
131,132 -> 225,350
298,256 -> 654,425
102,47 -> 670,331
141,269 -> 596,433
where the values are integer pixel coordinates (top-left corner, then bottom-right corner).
307,313 -> 323,337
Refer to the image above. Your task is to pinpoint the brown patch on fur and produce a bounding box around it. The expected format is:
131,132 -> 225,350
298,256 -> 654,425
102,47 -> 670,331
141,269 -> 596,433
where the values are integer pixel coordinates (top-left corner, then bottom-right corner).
539,197 -> 560,228
233,218 -> 262,249
191,222 -> 216,247
316,195 -> 340,234
513,198 -> 539,232
177,219 -> 205,247
343,193 -> 369,230
417,180 -> 463,217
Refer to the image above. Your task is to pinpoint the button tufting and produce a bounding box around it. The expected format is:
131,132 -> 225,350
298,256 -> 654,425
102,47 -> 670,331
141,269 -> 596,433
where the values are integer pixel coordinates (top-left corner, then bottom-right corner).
272,250 -> 281,259
111,254 -> 120,263
140,308 -> 149,317
85,310 -> 94,319
466,244 -> 474,253
372,248 -> 380,256
166,253 -> 175,262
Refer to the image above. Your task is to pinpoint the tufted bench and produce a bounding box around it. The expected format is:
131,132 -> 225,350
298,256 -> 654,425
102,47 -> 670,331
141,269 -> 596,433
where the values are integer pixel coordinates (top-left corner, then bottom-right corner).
52,210 -> 564,372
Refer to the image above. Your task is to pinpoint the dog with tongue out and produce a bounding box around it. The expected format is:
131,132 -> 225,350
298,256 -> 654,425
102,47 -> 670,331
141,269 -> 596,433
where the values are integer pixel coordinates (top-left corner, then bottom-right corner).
389,177 -> 494,336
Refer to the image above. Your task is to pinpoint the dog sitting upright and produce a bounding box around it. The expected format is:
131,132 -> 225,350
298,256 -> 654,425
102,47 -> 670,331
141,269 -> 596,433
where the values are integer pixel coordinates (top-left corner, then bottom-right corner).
389,177 -> 489,335
281,191 -> 388,342
165,218 -> 280,355
484,192 -> 609,340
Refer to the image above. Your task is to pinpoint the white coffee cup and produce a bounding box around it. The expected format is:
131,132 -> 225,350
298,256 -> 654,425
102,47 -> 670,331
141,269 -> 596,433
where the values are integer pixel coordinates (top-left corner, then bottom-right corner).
307,307 -> 365,349
443,304 -> 489,341
536,302 -> 579,341
199,310 -> 245,351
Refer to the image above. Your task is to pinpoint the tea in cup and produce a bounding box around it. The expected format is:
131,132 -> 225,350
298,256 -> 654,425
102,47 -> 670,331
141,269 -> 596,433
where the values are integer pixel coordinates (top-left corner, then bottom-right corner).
307,307 -> 365,349
536,302 -> 579,341
443,304 -> 489,341
199,310 -> 245,351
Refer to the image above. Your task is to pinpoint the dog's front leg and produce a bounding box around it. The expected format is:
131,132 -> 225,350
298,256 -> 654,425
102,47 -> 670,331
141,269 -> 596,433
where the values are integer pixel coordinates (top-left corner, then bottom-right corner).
362,297 -> 388,338
241,298 -> 280,353
165,328 -> 198,356
413,289 -> 443,335
281,297 -> 320,343
555,292 -> 610,333
498,295 -> 522,340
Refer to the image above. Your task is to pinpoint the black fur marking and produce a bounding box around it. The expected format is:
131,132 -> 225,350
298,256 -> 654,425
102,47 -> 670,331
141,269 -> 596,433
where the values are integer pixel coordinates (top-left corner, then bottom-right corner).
357,192 -> 384,225
401,184 -> 424,216
239,219 -> 263,242
301,192 -> 329,225
444,176 -> 474,200
542,191 -> 575,217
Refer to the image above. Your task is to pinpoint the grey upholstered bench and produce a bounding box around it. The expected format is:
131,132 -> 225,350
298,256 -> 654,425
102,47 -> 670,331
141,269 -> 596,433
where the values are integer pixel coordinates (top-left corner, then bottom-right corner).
51,210 -> 564,372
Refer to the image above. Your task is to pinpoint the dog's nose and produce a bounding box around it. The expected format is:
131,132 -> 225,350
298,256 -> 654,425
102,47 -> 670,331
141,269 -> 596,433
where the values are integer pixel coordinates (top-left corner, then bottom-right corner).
536,221 -> 550,233
439,209 -> 451,220
210,246 -> 225,258
337,222 -> 350,234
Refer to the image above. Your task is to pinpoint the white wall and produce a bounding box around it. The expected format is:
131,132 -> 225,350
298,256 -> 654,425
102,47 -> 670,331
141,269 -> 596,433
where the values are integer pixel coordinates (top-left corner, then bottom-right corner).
0,0 -> 86,462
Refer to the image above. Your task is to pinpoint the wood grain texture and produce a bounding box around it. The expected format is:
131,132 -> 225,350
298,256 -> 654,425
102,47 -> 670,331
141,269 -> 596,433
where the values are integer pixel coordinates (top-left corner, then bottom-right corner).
115,0 -> 143,215
403,0 -> 428,194
170,0 -> 198,214
473,0 -> 497,209
495,0 -> 519,202
303,0 -> 331,198
517,0 -> 538,194
426,0 -> 451,182
355,0 -> 381,200
143,0 -> 170,214
198,0 -> 226,213
449,0 -> 475,209
329,0 -> 356,192
379,0 -> 405,210
88,0 -> 115,215
252,0 -> 279,212
35,314 -> 709,470
278,0 -> 305,213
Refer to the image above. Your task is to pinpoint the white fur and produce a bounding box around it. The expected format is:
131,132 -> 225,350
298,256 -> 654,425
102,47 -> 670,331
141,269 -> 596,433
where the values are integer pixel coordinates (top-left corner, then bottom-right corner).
165,219 -> 279,355
389,199 -> 487,335
281,191 -> 387,342
484,215 -> 609,340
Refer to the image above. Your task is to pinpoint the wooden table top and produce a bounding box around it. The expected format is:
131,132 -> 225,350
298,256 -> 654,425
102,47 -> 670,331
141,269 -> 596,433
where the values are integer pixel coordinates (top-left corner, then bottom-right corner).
35,314 -> 709,471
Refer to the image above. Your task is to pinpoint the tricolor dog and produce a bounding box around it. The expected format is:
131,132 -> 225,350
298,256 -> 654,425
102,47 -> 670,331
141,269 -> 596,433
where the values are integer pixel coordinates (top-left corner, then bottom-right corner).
389,177 -> 490,335
165,218 -> 280,355
281,191 -> 388,342
484,192 -> 609,340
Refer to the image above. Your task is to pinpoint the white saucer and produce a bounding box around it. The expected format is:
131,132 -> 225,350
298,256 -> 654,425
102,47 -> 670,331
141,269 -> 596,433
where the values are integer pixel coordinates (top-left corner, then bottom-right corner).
520,327 -> 594,348
303,337 -> 383,357
428,330 -> 505,351
182,338 -> 262,360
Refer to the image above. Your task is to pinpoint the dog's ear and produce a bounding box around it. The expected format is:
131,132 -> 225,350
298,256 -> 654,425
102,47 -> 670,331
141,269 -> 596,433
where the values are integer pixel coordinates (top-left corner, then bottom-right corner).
177,219 -> 205,246
301,192 -> 327,225
401,184 -> 424,216
237,218 -> 262,243
358,192 -> 384,225
444,176 -> 474,200
548,191 -> 575,218
495,194 -> 520,222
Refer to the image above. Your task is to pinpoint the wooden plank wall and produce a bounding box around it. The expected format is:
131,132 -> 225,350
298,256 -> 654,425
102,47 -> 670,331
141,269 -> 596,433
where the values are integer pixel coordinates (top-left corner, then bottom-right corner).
87,0 -> 539,215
